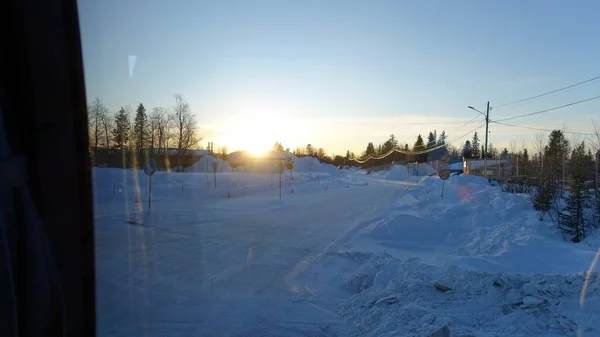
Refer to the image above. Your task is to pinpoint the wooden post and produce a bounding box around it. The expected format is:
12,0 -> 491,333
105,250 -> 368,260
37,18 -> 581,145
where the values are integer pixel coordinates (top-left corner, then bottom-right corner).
149,175 -> 152,209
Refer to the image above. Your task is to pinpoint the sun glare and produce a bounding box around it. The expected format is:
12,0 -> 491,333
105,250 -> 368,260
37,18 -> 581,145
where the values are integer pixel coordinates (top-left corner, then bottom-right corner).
223,111 -> 281,156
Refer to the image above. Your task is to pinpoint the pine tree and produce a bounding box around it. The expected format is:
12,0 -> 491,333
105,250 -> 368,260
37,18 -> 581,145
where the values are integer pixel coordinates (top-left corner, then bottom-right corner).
413,135 -> 425,152
132,103 -> 148,150
427,132 -> 436,149
437,131 -> 447,146
306,144 -> 314,156
543,130 -> 570,197
521,148 -> 530,176
273,141 -> 284,152
404,144 -> 409,151
382,134 -> 398,154
364,142 -> 376,156
471,132 -> 481,158
462,140 -> 472,159
112,107 -> 130,150
560,142 -> 592,242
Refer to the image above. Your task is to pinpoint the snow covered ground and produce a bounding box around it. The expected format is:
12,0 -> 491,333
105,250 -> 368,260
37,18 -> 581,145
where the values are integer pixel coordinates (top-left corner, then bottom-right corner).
93,165 -> 600,336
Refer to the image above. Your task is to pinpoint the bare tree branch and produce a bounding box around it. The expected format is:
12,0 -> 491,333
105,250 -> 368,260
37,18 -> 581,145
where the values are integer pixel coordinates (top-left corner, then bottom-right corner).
170,94 -> 201,171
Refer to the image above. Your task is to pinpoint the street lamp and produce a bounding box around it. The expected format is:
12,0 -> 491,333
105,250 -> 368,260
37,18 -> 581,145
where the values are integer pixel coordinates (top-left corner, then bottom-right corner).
468,106 -> 486,117
468,103 -> 491,179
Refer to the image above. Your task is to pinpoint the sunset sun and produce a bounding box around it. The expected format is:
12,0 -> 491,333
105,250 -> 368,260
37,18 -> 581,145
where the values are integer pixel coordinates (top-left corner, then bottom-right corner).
223,111 -> 281,156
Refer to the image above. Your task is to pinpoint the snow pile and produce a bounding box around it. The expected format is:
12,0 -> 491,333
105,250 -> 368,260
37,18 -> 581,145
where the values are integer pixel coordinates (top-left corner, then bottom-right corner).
184,154 -> 230,173
292,155 -> 340,174
339,253 -> 600,337
383,165 -> 410,181
336,174 -> 600,336
415,163 -> 436,176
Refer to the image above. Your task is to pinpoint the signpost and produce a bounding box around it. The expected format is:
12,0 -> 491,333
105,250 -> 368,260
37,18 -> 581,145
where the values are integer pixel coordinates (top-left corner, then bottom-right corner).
278,162 -> 285,200
212,162 -> 218,188
143,159 -> 157,209
439,154 -> 450,198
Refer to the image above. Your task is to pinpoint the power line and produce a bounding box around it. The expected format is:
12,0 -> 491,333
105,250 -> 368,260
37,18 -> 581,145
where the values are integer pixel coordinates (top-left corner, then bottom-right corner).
453,114 -> 483,133
494,94 -> 600,122
348,121 -> 486,162
490,120 -> 595,136
494,75 -> 600,109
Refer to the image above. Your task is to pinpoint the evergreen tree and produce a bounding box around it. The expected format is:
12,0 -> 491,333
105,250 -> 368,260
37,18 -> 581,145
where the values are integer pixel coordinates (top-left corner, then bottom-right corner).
413,135 -> 425,152
462,140 -> 472,159
382,134 -> 398,154
436,131 -> 447,146
560,142 -> 592,242
306,144 -> 314,156
365,142 -> 376,156
132,103 -> 148,150
427,132 -> 436,149
112,107 -> 130,150
404,143 -> 409,151
471,132 -> 481,158
544,130 -> 570,196
273,141 -> 284,152
520,148 -> 530,176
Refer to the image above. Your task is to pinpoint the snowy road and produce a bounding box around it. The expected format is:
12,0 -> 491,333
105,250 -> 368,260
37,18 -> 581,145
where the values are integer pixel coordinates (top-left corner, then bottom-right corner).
95,175 -> 407,336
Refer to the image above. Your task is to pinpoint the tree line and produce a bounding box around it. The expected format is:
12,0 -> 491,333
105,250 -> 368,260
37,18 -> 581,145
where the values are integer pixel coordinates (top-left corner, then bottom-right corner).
87,94 -> 200,169
270,141 -> 348,167
502,128 -> 600,243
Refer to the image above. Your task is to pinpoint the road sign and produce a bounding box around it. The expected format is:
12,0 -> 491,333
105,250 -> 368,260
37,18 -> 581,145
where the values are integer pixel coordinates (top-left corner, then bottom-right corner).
439,168 -> 450,180
441,154 -> 450,164
212,162 -> 218,188
144,159 -> 157,176
143,159 -> 157,210
277,162 -> 285,199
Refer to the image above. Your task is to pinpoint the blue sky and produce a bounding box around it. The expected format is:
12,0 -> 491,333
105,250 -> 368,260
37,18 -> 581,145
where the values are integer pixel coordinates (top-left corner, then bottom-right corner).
78,0 -> 600,155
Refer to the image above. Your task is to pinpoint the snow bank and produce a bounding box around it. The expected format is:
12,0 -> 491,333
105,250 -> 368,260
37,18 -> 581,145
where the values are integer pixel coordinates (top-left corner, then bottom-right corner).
184,154 -> 229,173
335,173 -> 600,336
338,253 -> 600,337
416,163 -> 436,176
383,165 -> 410,181
184,151 -> 342,175
292,155 -> 340,174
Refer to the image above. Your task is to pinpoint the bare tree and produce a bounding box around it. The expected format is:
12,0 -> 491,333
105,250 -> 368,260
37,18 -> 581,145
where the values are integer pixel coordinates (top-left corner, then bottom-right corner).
88,98 -> 108,158
591,119 -> 600,154
170,94 -> 200,171
150,107 -> 168,155
218,146 -> 229,159
100,109 -> 112,150
509,140 -> 517,155
532,132 -> 546,173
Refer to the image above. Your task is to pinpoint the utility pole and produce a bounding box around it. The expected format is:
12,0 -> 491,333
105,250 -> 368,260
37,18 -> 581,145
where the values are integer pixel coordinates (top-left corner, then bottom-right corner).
468,102 -> 491,178
484,101 -> 490,159
484,101 -> 490,178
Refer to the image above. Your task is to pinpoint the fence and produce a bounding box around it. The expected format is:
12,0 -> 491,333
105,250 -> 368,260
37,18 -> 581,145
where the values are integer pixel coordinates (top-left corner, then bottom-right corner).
425,158 -> 514,182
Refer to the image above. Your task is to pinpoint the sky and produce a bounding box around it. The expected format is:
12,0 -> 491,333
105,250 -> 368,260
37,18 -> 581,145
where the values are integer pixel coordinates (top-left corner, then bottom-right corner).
78,0 -> 600,156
